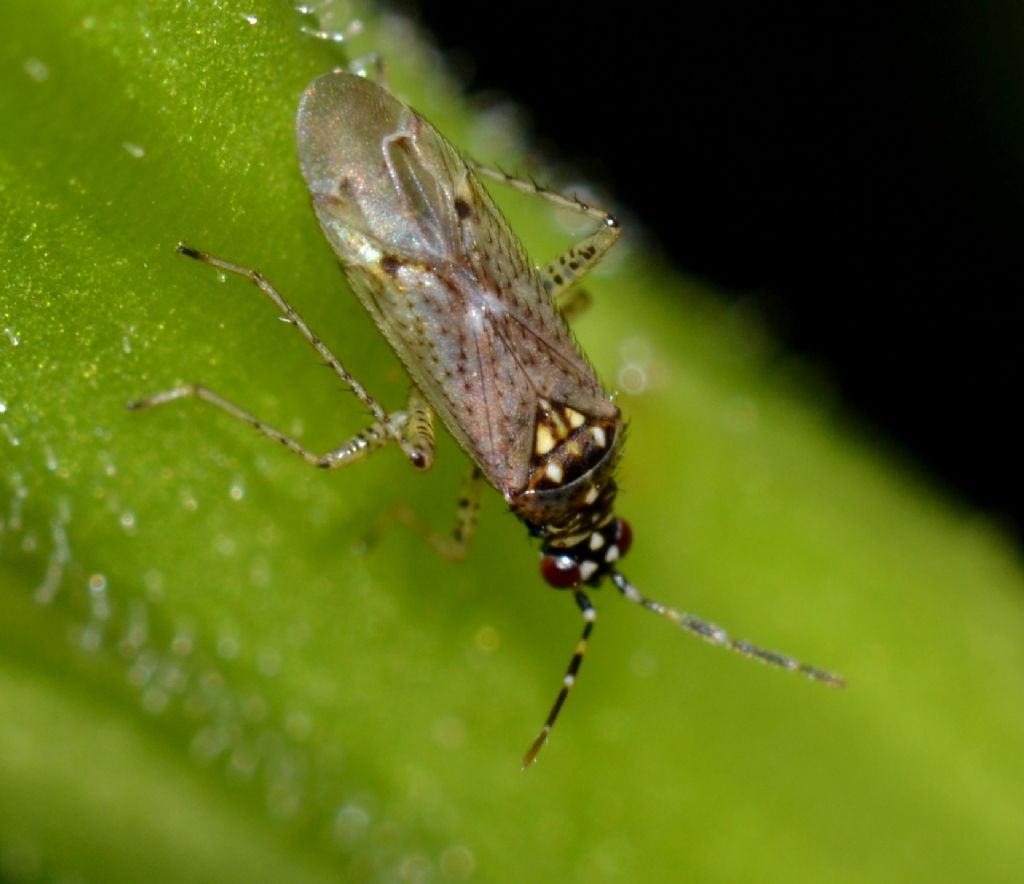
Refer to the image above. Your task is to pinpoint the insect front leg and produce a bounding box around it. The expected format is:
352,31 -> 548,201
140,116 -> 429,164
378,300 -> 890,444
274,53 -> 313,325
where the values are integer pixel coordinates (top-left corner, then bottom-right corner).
127,245 -> 430,471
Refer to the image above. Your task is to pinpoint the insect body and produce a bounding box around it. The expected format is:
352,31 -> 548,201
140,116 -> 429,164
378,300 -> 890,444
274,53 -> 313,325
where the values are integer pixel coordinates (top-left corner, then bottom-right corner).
131,70 -> 843,769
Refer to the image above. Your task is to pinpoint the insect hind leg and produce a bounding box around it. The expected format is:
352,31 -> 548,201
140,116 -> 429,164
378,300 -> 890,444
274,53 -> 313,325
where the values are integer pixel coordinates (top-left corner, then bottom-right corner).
364,465 -> 485,561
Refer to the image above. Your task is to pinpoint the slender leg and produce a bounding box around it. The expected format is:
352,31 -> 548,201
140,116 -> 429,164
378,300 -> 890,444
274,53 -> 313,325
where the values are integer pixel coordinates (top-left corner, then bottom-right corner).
522,590 -> 597,769
610,572 -> 846,686
369,465 -> 485,561
467,162 -> 622,304
128,384 -> 437,472
401,387 -> 436,470
553,287 -> 592,321
127,245 -> 434,470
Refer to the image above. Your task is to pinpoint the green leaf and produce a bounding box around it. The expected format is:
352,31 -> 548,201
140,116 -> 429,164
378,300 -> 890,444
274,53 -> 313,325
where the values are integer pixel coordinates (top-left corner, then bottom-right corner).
2,2 -> 1023,882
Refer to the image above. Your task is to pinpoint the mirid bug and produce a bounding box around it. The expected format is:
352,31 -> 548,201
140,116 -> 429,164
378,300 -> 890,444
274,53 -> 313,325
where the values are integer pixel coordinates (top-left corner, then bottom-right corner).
130,69 -> 843,768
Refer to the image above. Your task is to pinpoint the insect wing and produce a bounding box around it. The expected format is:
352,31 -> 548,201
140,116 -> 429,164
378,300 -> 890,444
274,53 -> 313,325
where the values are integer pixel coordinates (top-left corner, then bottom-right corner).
297,72 -> 460,263
297,72 -> 614,495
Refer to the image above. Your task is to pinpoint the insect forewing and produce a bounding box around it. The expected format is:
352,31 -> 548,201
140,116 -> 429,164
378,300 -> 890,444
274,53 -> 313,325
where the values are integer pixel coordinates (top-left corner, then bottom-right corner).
296,72 -> 615,496
297,72 -> 459,262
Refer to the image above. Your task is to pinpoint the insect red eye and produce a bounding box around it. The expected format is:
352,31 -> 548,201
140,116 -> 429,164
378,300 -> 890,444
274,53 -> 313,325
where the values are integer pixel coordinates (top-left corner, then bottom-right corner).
615,519 -> 633,557
540,555 -> 582,588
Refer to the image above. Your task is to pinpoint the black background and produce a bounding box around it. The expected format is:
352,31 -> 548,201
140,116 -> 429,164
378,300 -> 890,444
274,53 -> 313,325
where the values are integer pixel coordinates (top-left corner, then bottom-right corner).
408,1 -> 1022,537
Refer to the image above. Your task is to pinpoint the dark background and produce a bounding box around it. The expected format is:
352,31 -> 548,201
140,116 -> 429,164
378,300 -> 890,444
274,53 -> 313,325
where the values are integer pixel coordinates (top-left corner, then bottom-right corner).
408,1 -> 1023,537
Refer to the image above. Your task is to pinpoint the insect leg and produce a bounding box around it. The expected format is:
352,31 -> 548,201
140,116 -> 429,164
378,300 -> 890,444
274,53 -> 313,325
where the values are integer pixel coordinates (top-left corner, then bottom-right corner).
522,590 -> 596,769
399,387 -> 436,469
172,244 -> 417,450
439,464 -> 485,558
320,385 -> 436,470
127,383 -> 421,471
539,219 -> 621,306
610,571 -> 846,686
469,162 -> 614,224
553,287 -> 592,321
468,163 -> 621,305
376,464 -> 485,561
128,244 -> 433,468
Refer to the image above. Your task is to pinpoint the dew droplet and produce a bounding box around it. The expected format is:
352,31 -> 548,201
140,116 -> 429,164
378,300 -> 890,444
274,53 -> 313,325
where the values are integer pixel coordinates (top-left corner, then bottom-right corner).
439,845 -> 476,880
213,533 -> 236,556
431,715 -> 466,749
142,685 -> 169,714
284,710 -> 312,742
217,633 -> 240,660
473,625 -> 500,652
143,568 -> 166,603
332,804 -> 370,846
170,629 -> 193,658
79,623 -> 103,652
190,726 -> 227,763
229,744 -> 258,778
119,509 -> 137,534
617,362 -> 648,395
23,57 -> 49,82
266,775 -> 302,819
398,854 -> 433,883
257,648 -> 282,677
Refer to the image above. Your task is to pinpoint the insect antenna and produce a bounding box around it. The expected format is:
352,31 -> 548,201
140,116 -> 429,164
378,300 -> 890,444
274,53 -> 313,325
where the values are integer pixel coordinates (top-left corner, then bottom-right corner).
610,571 -> 845,687
522,590 -> 596,769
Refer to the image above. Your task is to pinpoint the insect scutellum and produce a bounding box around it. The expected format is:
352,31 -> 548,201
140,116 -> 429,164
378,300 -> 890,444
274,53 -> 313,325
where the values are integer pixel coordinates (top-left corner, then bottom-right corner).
129,66 -> 844,772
